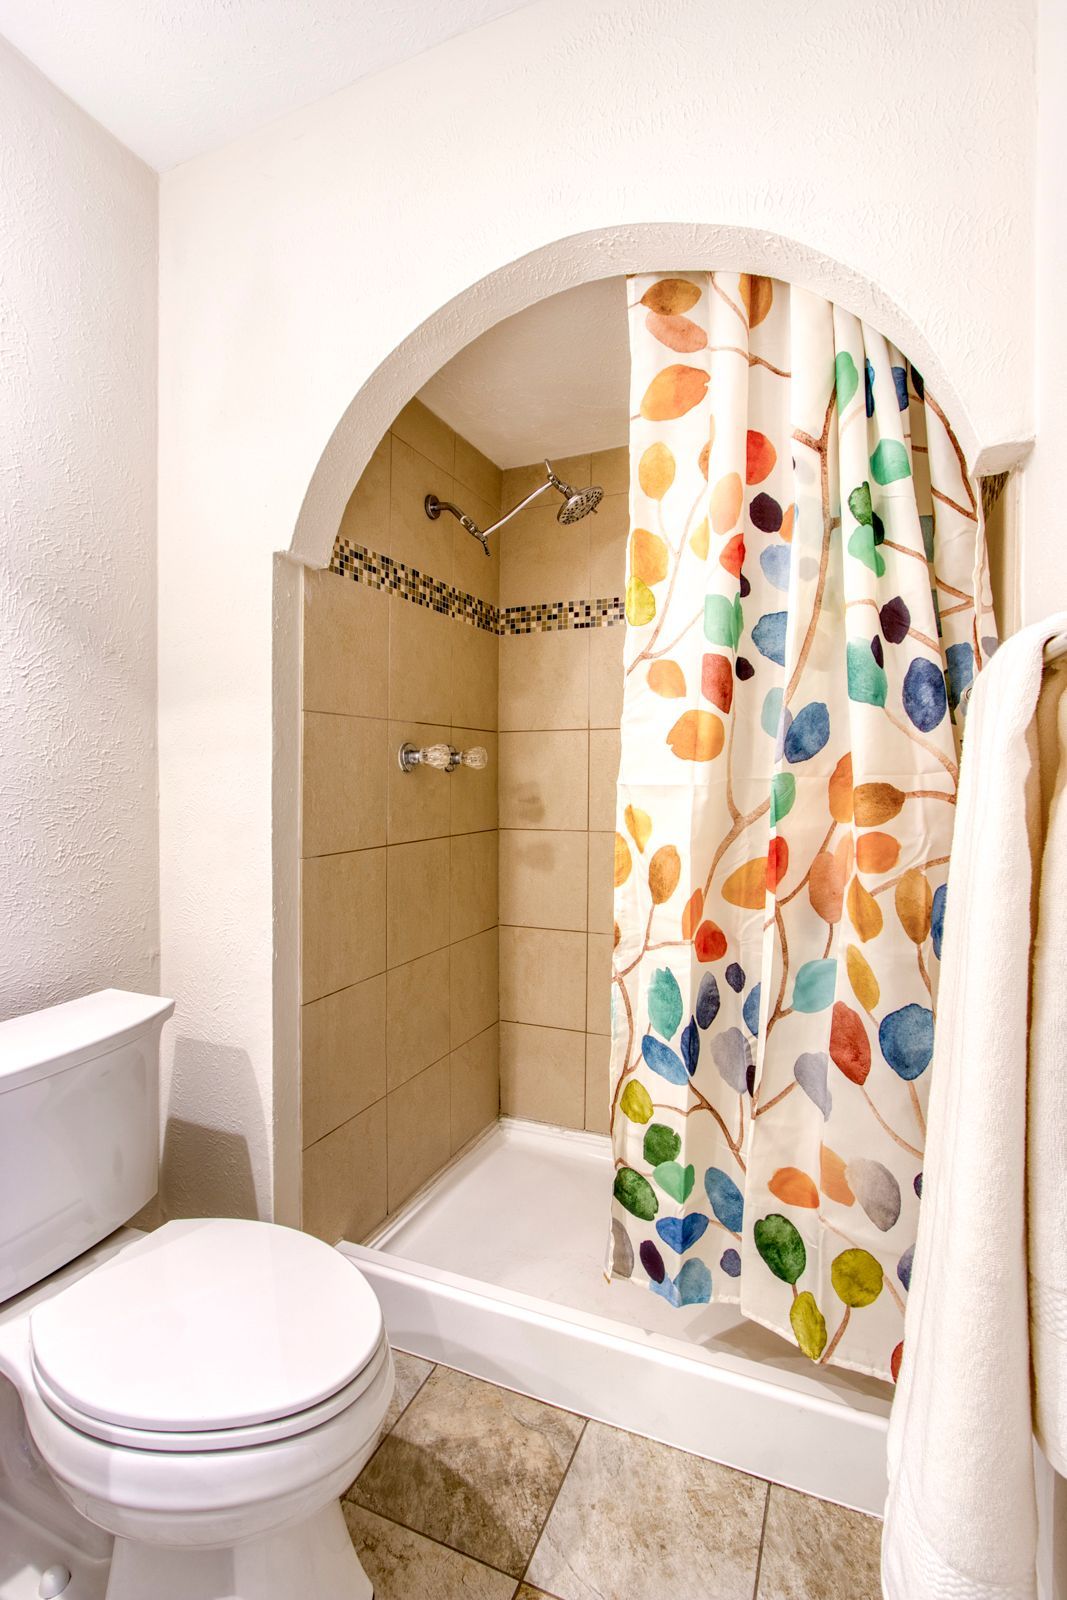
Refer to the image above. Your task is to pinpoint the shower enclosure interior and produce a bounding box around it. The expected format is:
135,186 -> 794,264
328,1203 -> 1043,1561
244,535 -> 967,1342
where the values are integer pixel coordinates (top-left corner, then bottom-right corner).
295,386 -> 899,1515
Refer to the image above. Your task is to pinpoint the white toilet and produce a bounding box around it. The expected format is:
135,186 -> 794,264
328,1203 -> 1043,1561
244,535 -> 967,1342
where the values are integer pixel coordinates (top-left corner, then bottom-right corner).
0,989 -> 394,1600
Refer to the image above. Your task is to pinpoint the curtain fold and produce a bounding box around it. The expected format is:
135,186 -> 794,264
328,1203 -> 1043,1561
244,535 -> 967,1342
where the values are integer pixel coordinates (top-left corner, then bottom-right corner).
608,271 -> 995,1380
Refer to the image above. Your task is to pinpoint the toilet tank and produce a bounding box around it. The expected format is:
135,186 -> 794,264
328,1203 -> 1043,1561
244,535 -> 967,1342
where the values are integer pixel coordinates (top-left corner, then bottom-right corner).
0,990 -> 174,1302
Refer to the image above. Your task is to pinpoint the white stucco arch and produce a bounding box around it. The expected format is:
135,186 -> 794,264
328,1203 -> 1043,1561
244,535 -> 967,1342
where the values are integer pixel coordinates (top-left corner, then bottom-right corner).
292,221 -> 1024,574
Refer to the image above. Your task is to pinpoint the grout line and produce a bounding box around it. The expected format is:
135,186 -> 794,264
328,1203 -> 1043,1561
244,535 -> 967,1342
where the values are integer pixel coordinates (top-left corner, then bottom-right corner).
751,1480 -> 773,1600
345,1497 -> 523,1584
516,1416 -> 589,1594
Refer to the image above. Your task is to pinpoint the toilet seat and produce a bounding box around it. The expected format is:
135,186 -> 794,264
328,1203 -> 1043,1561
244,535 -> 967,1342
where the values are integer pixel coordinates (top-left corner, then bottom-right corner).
30,1334 -> 390,1452
29,1218 -> 384,1445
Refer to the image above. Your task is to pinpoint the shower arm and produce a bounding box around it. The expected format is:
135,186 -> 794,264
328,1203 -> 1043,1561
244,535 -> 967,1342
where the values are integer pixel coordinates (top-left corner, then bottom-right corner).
424,462 -> 560,552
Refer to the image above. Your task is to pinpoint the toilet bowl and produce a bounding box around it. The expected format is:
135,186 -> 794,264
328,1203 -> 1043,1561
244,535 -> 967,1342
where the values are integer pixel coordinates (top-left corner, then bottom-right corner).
2,1218 -> 393,1600
0,990 -> 396,1600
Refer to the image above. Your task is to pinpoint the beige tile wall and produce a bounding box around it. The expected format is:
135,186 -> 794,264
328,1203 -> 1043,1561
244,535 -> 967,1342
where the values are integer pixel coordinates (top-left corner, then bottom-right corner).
497,448 -> 627,1135
300,400 -> 502,1243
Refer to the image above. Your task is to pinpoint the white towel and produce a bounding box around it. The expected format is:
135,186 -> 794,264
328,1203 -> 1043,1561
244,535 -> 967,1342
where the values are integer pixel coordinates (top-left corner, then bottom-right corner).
1029,656 -> 1067,1479
883,615 -> 1067,1600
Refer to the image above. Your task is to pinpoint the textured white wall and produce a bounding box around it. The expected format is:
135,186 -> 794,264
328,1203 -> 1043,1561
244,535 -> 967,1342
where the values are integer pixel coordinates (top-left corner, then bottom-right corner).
158,0 -> 1037,1215
0,40 -> 159,1020
1022,0 -> 1067,629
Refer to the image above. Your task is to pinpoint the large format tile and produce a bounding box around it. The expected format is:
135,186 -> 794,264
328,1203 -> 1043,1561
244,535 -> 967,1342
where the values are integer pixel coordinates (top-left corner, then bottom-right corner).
586,832 -> 614,936
588,625 -> 625,729
587,728 -> 620,832
499,829 -> 588,933
584,1035 -> 610,1135
351,1366 -> 584,1578
756,1486 -> 883,1600
300,974 -> 386,1147
499,631 -> 590,732
386,947 -> 450,1091
343,1504 -> 515,1600
526,1421 -> 766,1600
450,830 -> 498,941
585,932 -> 613,1035
499,730 -> 588,831
301,848 -> 386,1003
450,1024 -> 499,1153
302,713 -> 387,857
303,569 -> 389,719
386,1057 -> 450,1212
450,928 -> 498,1049
337,433 -> 391,552
499,926 -> 586,1030
452,621 -> 499,732
498,501 -> 589,610
381,1350 -> 434,1434
586,492 -> 629,600
390,435 -> 454,579
301,1099 -> 387,1244
389,595 -> 453,725
590,444 -> 629,497
386,837 -> 450,966
391,398 -> 455,476
454,433 -> 503,509
500,1021 -> 585,1129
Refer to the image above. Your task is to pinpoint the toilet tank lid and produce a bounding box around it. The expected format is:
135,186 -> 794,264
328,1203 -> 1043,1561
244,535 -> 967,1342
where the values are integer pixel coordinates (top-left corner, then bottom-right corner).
0,990 -> 175,1092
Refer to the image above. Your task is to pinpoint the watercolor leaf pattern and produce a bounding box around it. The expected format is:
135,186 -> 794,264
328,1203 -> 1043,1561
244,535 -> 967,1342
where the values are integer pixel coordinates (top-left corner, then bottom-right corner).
607,271 -> 997,1381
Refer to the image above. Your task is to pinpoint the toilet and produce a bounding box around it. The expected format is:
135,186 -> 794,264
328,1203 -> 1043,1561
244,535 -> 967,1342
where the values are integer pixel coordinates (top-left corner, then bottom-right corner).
0,989 -> 394,1600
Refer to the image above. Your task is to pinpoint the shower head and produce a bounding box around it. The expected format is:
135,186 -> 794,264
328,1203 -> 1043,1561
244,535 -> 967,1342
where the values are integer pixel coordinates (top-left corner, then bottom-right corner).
425,456 -> 604,553
550,473 -> 605,524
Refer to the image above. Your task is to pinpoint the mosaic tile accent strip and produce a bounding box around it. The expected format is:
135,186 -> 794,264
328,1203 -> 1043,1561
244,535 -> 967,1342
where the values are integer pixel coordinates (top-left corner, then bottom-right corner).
330,536 -> 624,635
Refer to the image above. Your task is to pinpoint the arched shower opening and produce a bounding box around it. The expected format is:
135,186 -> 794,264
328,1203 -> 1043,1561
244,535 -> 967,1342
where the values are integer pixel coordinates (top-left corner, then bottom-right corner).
273,225 -> 1020,1510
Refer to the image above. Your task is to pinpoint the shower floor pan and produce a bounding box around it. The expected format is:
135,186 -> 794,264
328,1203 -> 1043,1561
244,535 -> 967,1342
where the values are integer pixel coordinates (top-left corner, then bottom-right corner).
342,1117 -> 891,1514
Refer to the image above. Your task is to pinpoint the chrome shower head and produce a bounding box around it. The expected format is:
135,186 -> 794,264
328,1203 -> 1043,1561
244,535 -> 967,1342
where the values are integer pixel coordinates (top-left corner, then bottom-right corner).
425,455 -> 603,554
555,481 -> 604,524
544,461 -> 603,524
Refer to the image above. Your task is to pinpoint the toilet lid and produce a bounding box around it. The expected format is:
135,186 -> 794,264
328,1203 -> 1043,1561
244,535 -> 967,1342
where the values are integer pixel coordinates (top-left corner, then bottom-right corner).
29,1219 -> 384,1434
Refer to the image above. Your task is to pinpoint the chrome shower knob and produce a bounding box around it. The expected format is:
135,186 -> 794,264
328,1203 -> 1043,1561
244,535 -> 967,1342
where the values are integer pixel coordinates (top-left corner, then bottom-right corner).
398,742 -> 490,775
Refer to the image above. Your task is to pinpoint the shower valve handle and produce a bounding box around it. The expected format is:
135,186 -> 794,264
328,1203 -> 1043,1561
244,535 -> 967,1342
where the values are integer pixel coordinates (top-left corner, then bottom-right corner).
398,742 -> 488,775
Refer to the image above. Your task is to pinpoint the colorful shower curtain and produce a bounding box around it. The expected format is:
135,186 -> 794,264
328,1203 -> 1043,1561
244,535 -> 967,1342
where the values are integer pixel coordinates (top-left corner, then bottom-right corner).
608,272 -> 996,1380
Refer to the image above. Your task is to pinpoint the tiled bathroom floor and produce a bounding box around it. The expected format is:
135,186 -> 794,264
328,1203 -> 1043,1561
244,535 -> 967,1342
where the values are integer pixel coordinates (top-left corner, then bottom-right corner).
343,1352 -> 884,1600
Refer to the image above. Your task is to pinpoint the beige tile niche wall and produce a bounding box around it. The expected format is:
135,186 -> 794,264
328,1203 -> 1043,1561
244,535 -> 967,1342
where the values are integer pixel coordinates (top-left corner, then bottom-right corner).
497,447 -> 628,1136
300,400 -> 501,1244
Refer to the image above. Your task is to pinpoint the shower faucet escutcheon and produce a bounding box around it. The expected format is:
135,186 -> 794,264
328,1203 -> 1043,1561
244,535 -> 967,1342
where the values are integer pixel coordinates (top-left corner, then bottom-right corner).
425,458 -> 604,555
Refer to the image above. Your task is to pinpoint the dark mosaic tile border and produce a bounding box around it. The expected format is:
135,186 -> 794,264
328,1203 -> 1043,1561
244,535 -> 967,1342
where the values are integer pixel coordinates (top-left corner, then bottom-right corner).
330,536 -> 624,635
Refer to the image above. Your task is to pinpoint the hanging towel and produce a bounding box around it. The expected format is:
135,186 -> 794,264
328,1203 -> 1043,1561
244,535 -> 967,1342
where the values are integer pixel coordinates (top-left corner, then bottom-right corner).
1030,655 -> 1067,1479
883,614 -> 1067,1600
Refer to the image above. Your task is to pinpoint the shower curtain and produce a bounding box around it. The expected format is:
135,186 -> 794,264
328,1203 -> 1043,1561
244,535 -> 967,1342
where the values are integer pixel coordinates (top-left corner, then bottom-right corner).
608,272 -> 996,1380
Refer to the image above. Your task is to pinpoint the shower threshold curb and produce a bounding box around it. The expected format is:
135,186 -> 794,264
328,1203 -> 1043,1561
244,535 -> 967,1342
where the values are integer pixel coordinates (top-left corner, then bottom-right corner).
342,1120 -> 888,1515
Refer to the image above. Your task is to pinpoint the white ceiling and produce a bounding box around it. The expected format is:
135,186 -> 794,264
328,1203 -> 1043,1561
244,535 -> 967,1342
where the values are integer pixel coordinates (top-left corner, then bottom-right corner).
0,0 -> 534,170
419,278 -> 631,469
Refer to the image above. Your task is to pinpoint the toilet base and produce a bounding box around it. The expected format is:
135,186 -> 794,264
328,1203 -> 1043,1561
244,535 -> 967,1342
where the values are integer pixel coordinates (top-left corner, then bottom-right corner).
104,1499 -> 372,1600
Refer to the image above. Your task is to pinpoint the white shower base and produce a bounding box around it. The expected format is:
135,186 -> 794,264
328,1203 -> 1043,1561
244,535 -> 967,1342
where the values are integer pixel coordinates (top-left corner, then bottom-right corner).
342,1117 -> 891,1514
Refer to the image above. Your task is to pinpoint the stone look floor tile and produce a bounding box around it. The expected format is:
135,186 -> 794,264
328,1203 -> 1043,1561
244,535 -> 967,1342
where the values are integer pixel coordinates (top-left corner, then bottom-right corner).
525,1420 -> 767,1600
756,1485 -> 883,1600
343,1504 -> 516,1600
515,1589 -> 564,1600
350,1366 -> 584,1578
382,1349 -> 435,1434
